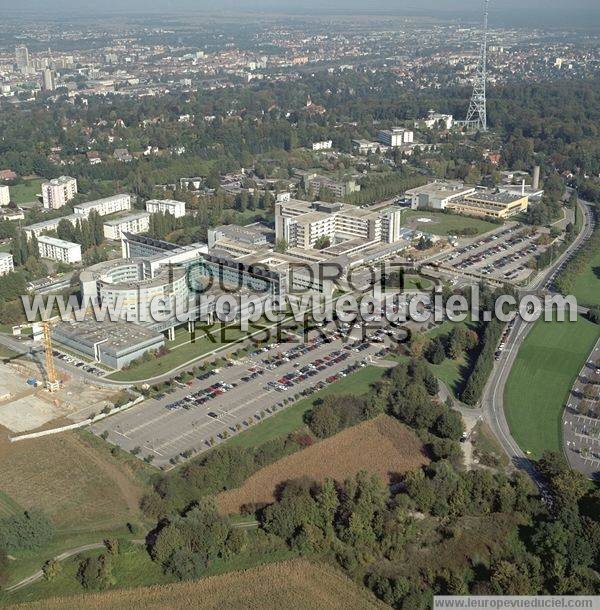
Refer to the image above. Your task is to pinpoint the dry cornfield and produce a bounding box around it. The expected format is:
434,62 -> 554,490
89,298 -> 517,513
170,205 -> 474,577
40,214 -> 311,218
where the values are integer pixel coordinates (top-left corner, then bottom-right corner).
11,559 -> 388,610
217,415 -> 429,515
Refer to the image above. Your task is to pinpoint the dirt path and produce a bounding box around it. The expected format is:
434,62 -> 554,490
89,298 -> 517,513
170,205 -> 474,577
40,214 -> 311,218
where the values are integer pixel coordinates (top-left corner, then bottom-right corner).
61,434 -> 142,518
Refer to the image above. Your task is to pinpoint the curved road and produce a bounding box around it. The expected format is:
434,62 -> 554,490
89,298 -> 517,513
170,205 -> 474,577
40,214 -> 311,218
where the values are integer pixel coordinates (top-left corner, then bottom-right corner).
482,197 -> 596,485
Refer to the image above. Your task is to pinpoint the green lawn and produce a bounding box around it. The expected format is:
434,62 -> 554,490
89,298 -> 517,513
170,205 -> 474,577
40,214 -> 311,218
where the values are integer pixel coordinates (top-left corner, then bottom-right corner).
429,355 -> 468,399
403,209 -> 499,236
224,366 -> 387,449
107,322 -> 269,382
3,542 -> 171,605
8,178 -> 43,204
571,248 -> 600,308
504,315 -> 600,458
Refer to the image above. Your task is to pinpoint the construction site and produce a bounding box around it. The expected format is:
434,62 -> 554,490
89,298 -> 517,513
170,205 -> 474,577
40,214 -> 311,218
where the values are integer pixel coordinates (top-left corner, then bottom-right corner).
0,325 -> 121,435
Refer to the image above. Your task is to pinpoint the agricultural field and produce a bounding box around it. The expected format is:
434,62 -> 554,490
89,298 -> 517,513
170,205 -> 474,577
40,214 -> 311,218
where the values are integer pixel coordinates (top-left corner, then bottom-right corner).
9,559 -> 386,610
223,366 -> 387,449
217,415 -> 428,514
0,431 -> 144,532
7,178 -> 43,205
504,315 -> 600,458
570,249 -> 600,307
402,209 -> 499,236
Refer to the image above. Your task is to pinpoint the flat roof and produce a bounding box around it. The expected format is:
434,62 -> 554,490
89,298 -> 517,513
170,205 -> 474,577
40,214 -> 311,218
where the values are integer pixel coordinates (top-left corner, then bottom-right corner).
54,320 -> 163,355
74,194 -> 130,209
103,212 -> 150,226
37,235 -> 80,249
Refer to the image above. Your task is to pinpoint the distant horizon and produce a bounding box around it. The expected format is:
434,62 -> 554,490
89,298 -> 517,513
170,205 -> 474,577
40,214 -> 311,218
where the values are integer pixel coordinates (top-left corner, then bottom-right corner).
0,0 -> 599,30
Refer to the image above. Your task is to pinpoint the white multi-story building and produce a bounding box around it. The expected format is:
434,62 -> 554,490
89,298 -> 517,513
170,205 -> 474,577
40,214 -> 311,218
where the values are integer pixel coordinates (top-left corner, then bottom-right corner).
37,235 -> 82,264
378,128 -> 414,147
0,252 -> 14,276
103,212 -> 150,240
73,194 -> 131,218
42,176 -> 78,209
275,199 -> 404,250
0,185 -> 10,206
145,198 -> 186,218
312,140 -> 332,151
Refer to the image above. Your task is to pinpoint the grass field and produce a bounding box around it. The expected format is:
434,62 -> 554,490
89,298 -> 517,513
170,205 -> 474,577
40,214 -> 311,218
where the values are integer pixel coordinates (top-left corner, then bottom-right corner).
402,209 -> 499,236
217,415 -> 428,514
8,559 -> 387,610
504,315 -> 600,458
8,179 -> 43,204
223,366 -> 387,449
0,432 -> 144,532
0,489 -> 22,517
570,248 -> 600,307
471,421 -> 510,469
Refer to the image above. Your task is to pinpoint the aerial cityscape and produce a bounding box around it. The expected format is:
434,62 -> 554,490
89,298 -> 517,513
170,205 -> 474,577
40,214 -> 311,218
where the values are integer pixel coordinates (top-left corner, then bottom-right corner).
0,0 -> 598,607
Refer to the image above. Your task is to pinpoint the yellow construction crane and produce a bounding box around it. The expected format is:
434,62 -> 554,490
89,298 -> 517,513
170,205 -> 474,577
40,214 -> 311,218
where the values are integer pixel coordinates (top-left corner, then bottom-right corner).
41,321 -> 60,392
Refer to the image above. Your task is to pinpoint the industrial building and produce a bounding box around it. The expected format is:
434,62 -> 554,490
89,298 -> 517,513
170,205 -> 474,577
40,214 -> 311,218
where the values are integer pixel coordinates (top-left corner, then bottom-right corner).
37,235 -> 82,264
73,194 -> 131,218
406,181 -> 529,219
0,252 -> 14,276
103,212 -> 150,240
145,198 -> 186,218
42,176 -> 78,210
53,320 -> 165,369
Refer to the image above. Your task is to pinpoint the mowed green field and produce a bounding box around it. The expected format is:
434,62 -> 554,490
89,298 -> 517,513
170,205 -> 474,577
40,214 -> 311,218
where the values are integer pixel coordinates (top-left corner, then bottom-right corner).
402,210 -> 499,236
504,315 -> 600,458
571,249 -> 600,307
8,178 -> 43,204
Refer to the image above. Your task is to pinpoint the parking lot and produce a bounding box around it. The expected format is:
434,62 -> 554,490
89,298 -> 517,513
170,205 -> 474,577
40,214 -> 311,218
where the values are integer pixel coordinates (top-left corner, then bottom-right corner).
445,227 -> 548,283
91,325 -> 392,467
564,341 -> 600,481
52,349 -> 105,377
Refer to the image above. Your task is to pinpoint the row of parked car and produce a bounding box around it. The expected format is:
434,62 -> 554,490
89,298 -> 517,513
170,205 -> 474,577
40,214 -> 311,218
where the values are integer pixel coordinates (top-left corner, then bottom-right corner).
52,350 -> 104,377
165,379 -> 236,411
494,315 -> 517,360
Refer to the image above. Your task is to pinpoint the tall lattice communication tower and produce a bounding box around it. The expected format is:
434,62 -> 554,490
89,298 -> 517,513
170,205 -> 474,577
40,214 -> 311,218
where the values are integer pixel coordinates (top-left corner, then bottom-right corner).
462,0 -> 489,131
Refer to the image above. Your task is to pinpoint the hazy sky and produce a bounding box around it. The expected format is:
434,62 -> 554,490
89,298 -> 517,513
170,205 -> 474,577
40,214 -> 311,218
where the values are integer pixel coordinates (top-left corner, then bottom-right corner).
0,0 -> 598,27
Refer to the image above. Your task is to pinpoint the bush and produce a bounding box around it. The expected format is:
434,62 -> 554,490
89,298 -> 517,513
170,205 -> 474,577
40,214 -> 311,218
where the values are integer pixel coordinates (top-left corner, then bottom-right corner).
0,510 -> 54,552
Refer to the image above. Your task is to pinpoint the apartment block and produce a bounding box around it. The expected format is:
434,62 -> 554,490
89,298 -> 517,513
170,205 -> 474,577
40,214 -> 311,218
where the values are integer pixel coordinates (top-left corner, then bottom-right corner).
38,235 -> 82,263
145,198 -> 186,218
103,212 -> 151,240
0,252 -> 14,276
378,128 -> 414,147
42,176 -> 78,209
73,194 -> 131,218
0,185 -> 9,206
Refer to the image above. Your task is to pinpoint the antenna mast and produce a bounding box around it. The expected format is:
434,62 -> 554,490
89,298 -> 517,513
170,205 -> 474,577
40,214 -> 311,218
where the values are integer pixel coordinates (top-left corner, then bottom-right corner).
463,0 -> 489,131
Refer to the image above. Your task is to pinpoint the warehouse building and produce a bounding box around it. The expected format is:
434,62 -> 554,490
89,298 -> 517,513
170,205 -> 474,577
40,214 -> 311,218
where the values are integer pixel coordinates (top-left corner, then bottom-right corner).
53,320 -> 165,369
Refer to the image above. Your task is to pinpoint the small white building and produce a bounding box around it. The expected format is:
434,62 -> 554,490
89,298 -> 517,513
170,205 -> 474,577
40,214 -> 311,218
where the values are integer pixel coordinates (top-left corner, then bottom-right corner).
146,198 -> 186,219
312,140 -> 332,151
37,235 -> 82,264
103,212 -> 151,240
42,176 -> 78,209
0,185 -> 10,206
0,252 -> 14,276
73,194 -> 131,218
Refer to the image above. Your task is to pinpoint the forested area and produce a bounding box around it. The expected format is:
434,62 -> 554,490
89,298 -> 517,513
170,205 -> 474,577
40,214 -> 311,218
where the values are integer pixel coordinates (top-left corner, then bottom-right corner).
134,352 -> 600,606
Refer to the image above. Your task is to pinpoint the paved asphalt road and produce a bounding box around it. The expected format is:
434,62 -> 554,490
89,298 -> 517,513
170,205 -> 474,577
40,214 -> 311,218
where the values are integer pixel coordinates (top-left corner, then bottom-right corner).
481,197 -> 596,486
